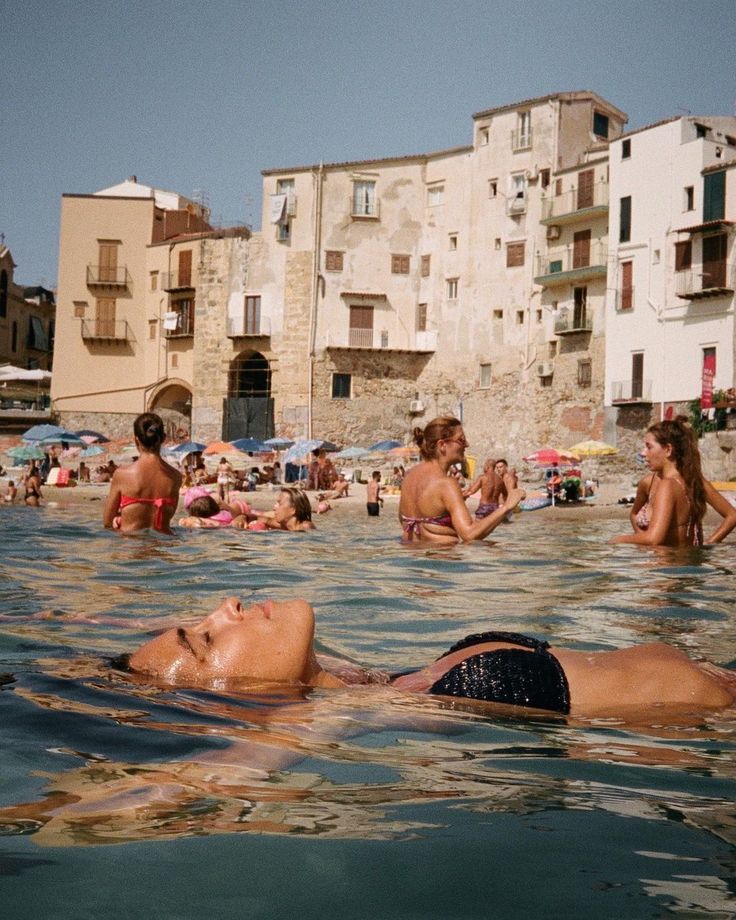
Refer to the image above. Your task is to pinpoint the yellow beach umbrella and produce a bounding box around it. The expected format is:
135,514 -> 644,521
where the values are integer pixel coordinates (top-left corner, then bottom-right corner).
567,439 -> 618,457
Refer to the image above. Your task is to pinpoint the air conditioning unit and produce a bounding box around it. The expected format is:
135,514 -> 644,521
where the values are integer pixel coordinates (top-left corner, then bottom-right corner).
409,399 -> 425,414
546,225 -> 561,240
536,362 -> 554,377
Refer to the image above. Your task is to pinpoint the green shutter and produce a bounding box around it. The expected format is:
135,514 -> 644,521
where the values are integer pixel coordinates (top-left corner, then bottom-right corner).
703,171 -> 725,222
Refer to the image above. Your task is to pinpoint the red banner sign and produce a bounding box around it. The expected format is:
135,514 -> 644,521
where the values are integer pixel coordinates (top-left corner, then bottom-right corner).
701,352 -> 716,409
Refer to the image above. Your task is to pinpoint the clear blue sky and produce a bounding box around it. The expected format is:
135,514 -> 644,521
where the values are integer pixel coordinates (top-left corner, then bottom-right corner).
2,0 -> 734,287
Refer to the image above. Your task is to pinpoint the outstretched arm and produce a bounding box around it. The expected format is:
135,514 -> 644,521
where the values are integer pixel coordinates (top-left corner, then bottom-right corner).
702,480 -> 736,544
444,478 -> 525,542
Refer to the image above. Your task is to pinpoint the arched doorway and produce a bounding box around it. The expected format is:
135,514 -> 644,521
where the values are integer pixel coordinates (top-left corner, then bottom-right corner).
224,351 -> 274,440
149,382 -> 192,442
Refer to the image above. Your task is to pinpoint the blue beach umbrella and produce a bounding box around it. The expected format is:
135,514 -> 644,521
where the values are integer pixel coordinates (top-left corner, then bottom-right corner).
22,423 -> 70,441
368,439 -> 403,452
170,441 -> 206,454
37,432 -> 86,447
332,446 -> 370,460
80,444 -> 105,458
75,429 -> 110,443
6,444 -> 46,461
263,437 -> 295,450
231,437 -> 270,453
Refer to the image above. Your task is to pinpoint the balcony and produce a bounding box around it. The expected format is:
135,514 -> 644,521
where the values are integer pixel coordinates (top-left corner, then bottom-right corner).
227,315 -> 272,338
81,319 -> 129,342
86,265 -> 129,289
326,329 -> 437,353
611,379 -> 652,404
554,310 -> 593,335
675,264 -> 735,300
162,270 -> 194,292
614,286 -> 635,311
164,314 -> 195,338
506,194 -> 527,216
511,127 -> 533,151
534,241 -> 607,286
541,180 -> 609,225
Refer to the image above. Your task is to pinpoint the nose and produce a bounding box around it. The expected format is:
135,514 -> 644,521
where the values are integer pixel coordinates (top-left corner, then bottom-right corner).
194,596 -> 244,632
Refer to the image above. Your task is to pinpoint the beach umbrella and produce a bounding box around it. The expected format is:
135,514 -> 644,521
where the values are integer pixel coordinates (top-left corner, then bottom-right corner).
203,440 -> 236,455
170,440 -> 206,454
523,447 -> 580,466
37,432 -> 86,447
74,429 -> 110,443
283,439 -> 323,464
230,437 -> 271,453
80,444 -> 105,458
6,444 -> 46,461
368,439 -> 403,452
263,437 -> 295,450
22,423 -> 70,441
567,439 -> 618,457
332,445 -> 370,460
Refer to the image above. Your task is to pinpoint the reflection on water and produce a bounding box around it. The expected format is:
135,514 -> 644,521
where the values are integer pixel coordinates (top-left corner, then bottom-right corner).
1,502 -> 736,917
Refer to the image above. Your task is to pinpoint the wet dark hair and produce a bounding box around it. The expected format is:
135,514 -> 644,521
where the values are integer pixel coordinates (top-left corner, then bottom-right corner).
188,495 -> 220,518
647,415 -> 706,542
109,653 -> 132,672
281,487 -> 312,522
133,412 -> 165,451
413,416 -> 462,461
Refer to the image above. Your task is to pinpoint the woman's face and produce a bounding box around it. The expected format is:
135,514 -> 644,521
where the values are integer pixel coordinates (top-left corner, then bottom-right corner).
642,433 -> 671,471
128,597 -> 316,686
441,426 -> 468,460
272,491 -> 295,524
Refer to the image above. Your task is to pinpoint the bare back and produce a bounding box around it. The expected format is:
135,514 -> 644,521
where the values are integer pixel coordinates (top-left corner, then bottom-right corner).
103,453 -> 182,533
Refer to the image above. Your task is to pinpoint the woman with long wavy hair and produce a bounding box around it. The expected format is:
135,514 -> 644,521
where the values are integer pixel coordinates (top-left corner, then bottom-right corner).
612,415 -> 736,547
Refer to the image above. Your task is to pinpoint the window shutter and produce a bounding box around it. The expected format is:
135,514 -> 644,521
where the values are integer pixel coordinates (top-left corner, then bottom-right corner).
674,241 -> 692,271
506,242 -> 525,267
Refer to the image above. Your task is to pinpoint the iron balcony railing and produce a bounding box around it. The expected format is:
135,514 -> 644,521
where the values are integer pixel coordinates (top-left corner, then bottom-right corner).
535,241 -> 608,282
675,264 -> 735,299
541,179 -> 609,222
162,270 -> 194,291
326,329 -> 437,351
86,265 -> 129,287
81,319 -> 129,341
554,310 -> 593,335
611,379 -> 653,403
227,315 -> 272,337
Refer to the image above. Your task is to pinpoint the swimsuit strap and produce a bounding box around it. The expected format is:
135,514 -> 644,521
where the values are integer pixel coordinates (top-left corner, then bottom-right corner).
400,512 -> 453,535
437,630 -> 549,659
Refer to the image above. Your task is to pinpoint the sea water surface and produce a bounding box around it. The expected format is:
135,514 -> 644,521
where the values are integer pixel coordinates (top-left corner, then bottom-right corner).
1,499 -> 736,919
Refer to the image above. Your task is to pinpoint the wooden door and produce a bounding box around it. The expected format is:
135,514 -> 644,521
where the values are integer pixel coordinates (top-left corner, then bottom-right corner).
573,229 -> 591,269
349,305 -> 373,347
178,250 -> 192,287
95,298 -> 116,337
98,244 -> 118,283
577,169 -> 594,210
702,234 -> 726,289
632,353 -> 644,399
620,260 -> 633,309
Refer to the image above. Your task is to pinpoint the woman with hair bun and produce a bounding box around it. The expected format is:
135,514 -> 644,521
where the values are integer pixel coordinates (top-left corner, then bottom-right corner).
612,415 -> 736,547
103,412 -> 182,534
398,416 -> 525,544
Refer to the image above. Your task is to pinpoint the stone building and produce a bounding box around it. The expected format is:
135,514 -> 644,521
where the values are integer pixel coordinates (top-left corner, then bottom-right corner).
605,116 -> 736,459
0,245 -> 55,372
52,177 -> 249,439
252,91 -> 627,460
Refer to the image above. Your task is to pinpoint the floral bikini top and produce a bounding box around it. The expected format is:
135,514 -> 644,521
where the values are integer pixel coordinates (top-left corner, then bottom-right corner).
635,476 -> 703,546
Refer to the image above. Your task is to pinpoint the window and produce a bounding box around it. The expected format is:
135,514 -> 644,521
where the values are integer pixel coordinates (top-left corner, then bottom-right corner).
73,301 -> 87,317
95,298 -> 116,337
244,295 -> 262,334
276,178 -> 295,214
548,341 -> 558,358
674,240 -> 692,271
515,111 -> 531,148
695,123 -> 708,139
593,111 -> 609,139
448,234 -> 457,250
169,298 -> 194,336
352,180 -> 377,217
493,309 -> 503,320
148,319 -> 157,340
150,271 -> 158,291
509,174 -> 527,211
178,250 -> 192,286
11,321 -> 17,352
572,229 -> 591,269
277,221 -> 291,242
427,184 -> 444,206
506,241 -> 525,267
420,254 -> 430,277
516,310 -> 524,325
0,270 -> 6,317
535,308 -> 542,323
349,304 -> 373,347
619,196 -> 632,242
416,303 -> 427,331
479,363 -> 492,388
702,234 -> 727,287
577,169 -> 594,210
488,179 -> 498,198
325,251 -> 343,272
684,186 -> 694,211
494,238 -> 501,250
703,171 -> 725,222
446,278 -> 458,299
98,242 -> 119,283
540,168 -> 550,189
620,260 -> 633,309
652,249 -> 660,265
621,138 -> 631,159
391,254 -> 410,274
332,373 -> 351,399
555,178 -> 563,197
540,374 -> 553,388
478,127 -> 489,145
170,353 -> 178,369
573,287 -> 587,328
577,359 -> 592,387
